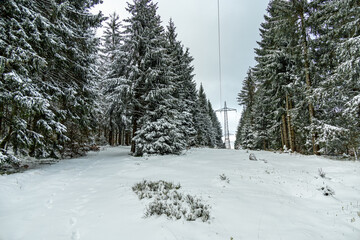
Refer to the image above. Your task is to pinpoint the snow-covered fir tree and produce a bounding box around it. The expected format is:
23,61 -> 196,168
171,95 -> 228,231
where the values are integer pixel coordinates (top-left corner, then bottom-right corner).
235,69 -> 256,149
0,0 -> 103,162
122,0 -> 188,156
165,19 -> 197,148
100,12 -> 131,146
310,0 -> 360,156
194,84 -> 217,147
207,101 -> 224,148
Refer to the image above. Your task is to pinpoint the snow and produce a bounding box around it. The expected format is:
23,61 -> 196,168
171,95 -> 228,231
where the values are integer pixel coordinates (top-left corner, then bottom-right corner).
1,147 -> 359,240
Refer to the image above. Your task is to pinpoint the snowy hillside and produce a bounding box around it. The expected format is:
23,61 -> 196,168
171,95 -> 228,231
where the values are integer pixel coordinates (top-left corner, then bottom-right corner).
0,147 -> 359,240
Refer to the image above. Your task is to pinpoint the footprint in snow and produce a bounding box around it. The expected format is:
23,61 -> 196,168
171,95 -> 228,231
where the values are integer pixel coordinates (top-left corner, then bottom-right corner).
71,230 -> 80,240
46,198 -> 53,209
69,217 -> 77,226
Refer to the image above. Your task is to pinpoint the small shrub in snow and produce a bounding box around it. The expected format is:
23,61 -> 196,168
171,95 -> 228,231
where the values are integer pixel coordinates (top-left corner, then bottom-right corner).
0,151 -> 21,173
132,180 -> 181,199
249,153 -> 257,161
318,168 -> 326,178
318,185 -> 335,196
219,173 -> 230,183
260,158 -> 268,163
133,180 -> 210,222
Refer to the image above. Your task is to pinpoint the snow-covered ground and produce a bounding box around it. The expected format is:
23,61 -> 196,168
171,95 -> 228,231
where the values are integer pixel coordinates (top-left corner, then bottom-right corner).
1,147 -> 359,240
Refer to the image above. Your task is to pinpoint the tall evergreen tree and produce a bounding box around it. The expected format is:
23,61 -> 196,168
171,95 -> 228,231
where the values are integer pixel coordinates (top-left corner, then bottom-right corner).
165,19 -> 197,148
235,69 -> 257,149
123,0 -> 186,156
310,0 -> 360,156
208,101 -> 224,148
100,12 -> 131,146
194,84 -> 215,147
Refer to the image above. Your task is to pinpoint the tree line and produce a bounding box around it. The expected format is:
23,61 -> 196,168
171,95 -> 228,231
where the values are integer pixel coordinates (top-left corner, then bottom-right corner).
0,0 -> 223,166
235,0 -> 359,158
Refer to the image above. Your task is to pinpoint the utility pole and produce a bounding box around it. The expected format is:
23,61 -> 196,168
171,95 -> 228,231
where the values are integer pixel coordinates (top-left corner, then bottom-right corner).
216,101 -> 236,149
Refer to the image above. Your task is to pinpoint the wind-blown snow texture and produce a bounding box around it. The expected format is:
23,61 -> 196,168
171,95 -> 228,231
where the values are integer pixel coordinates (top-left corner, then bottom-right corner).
0,147 -> 359,240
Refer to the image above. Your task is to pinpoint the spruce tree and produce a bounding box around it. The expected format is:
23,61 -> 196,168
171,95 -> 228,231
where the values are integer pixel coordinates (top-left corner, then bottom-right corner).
123,0 -> 186,156
194,84 -> 214,147
310,0 -> 360,156
0,0 -> 103,161
236,69 -> 257,149
100,12 -> 131,146
165,19 -> 197,148
208,101 -> 224,148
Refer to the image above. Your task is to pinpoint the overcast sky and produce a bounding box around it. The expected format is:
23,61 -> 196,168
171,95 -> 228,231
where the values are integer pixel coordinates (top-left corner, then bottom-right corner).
91,0 -> 270,138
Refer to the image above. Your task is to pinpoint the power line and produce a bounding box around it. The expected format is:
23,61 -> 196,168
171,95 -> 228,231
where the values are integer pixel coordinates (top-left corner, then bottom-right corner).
217,0 -> 222,107
216,0 -> 237,149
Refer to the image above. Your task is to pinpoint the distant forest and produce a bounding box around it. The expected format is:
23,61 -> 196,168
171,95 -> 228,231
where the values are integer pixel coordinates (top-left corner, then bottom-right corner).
235,0 -> 359,159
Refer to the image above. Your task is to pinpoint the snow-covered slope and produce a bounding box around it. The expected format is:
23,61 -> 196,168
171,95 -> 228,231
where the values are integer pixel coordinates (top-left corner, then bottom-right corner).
0,147 -> 359,240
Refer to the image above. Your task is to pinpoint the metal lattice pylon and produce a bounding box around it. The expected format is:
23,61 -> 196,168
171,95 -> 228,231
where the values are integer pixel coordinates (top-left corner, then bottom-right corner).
215,1 -> 236,149
216,101 -> 236,149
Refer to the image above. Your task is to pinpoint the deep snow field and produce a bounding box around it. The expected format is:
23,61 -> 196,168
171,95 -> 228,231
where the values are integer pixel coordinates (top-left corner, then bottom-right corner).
0,147 -> 359,240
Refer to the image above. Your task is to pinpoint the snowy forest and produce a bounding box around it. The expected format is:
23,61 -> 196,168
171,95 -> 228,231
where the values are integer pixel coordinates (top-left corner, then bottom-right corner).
235,0 -> 360,158
1,0 -> 359,170
1,0 -> 360,239
0,0 -> 224,167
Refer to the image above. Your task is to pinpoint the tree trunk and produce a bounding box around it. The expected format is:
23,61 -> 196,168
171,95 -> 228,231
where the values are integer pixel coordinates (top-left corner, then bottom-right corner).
131,122 -> 137,153
0,127 -> 12,150
286,94 -> 296,152
29,115 -> 40,157
108,129 -> 113,146
263,139 -> 267,150
127,130 -> 130,146
121,129 -> 125,146
282,114 -> 289,150
0,103 -> 3,135
354,147 -> 358,161
0,105 -> 17,151
299,8 -> 319,155
280,124 -> 285,150
108,114 -> 114,146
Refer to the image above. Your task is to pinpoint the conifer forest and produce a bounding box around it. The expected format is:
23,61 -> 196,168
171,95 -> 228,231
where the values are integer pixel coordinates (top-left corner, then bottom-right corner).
1,1 -> 360,239
0,0 -> 359,169
0,0 -> 223,167
235,0 -> 360,158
